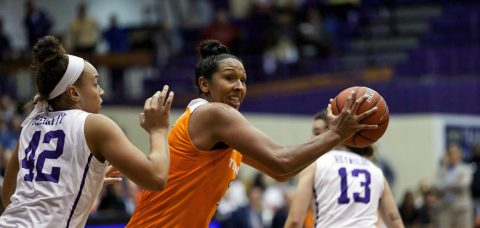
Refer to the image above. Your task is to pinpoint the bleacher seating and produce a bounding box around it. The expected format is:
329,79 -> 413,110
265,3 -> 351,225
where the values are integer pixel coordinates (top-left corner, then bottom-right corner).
395,2 -> 480,77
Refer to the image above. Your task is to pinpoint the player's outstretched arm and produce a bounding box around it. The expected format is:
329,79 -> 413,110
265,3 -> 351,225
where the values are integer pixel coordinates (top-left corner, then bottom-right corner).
379,178 -> 405,228
2,143 -> 19,207
85,86 -> 173,191
199,91 -> 377,181
284,163 -> 315,228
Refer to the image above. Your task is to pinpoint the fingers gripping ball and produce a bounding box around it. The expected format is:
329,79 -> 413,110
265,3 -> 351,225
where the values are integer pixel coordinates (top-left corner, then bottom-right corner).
331,86 -> 389,147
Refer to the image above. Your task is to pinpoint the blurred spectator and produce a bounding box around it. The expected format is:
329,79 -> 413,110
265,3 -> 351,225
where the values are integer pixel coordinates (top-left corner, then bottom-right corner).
153,22 -> 183,70
323,0 -> 360,22
97,184 -> 127,213
0,18 -> 13,95
103,14 -> 128,100
201,9 -> 239,51
322,13 -> 340,53
1,95 -> 17,125
123,179 -> 141,215
262,9 -> 299,77
23,0 -> 52,50
0,17 -> 11,60
398,191 -> 419,226
414,179 -> 432,207
223,186 -> 264,228
183,0 -> 214,29
0,95 -> 18,154
297,8 -> 330,59
216,180 -> 248,226
262,182 -> 286,225
434,144 -> 473,228
0,94 -> 21,177
103,15 -> 128,53
262,36 -> 299,77
228,0 -> 251,20
417,189 -> 440,228
271,188 -> 294,228
470,144 -> 480,227
0,120 -> 16,174
242,1 -> 274,55
374,153 -> 396,189
252,172 -> 267,191
66,2 -> 100,54
379,0 -> 399,37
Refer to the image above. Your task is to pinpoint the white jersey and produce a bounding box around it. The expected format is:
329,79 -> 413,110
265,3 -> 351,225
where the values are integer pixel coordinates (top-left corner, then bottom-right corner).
0,110 -> 108,228
313,150 -> 384,228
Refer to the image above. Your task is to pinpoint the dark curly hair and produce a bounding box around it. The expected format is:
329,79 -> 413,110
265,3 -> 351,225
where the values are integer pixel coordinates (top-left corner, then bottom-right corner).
347,145 -> 374,157
31,36 -> 69,104
194,39 -> 242,94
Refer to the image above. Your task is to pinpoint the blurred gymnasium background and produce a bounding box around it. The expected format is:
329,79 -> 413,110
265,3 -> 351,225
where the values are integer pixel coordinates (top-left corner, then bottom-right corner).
0,0 -> 479,227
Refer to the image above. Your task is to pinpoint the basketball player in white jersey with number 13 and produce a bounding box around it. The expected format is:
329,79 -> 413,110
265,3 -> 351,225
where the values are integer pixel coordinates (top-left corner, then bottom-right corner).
285,111 -> 404,228
0,36 -> 173,228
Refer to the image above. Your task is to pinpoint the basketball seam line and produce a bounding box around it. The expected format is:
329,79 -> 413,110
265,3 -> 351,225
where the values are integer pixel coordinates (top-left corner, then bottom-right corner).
357,120 -> 389,141
378,103 -> 389,125
371,94 -> 381,108
335,96 -> 341,114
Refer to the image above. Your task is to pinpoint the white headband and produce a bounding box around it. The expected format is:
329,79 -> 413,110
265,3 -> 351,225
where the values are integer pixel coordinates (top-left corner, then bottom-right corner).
21,55 -> 85,127
48,55 -> 85,100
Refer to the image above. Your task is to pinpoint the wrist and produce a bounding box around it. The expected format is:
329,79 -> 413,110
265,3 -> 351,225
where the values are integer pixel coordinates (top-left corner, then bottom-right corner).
149,128 -> 168,136
327,129 -> 343,142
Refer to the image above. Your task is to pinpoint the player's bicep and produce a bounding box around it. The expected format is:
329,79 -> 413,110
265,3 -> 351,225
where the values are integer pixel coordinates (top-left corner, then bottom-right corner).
2,143 -> 19,207
85,115 -> 154,183
213,108 -> 283,169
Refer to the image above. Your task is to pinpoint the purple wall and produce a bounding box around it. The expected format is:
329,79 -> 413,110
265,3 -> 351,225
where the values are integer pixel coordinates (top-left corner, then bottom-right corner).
240,78 -> 480,115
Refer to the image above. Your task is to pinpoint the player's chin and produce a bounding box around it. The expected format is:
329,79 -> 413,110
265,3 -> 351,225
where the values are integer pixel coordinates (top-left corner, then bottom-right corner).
229,101 -> 241,109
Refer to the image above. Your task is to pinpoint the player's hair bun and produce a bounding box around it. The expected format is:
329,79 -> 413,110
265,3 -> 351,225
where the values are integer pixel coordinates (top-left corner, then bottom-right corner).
198,39 -> 229,59
32,36 -> 66,72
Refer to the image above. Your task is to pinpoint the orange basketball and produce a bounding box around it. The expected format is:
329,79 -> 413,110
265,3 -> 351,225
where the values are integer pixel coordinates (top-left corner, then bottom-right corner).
330,86 -> 389,148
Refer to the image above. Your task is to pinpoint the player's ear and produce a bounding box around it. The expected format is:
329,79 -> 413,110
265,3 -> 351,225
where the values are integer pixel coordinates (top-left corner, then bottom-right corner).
67,85 -> 80,102
198,76 -> 209,93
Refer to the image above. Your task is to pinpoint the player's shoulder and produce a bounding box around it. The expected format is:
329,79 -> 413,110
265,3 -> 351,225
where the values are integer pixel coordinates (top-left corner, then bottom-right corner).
196,102 -> 237,113
86,113 -> 114,124
85,113 -> 120,133
193,102 -> 242,122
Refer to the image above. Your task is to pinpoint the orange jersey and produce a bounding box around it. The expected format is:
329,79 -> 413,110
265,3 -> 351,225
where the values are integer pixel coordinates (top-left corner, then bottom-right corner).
127,99 -> 242,228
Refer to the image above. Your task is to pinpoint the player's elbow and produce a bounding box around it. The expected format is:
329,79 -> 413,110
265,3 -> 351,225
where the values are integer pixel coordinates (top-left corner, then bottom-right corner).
270,173 -> 291,182
1,193 -> 10,208
284,219 -> 303,228
143,175 -> 167,191
271,155 -> 295,178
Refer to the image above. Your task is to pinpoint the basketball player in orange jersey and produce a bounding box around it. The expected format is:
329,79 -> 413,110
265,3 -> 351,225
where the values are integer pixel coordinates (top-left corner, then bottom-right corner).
126,39 -> 378,227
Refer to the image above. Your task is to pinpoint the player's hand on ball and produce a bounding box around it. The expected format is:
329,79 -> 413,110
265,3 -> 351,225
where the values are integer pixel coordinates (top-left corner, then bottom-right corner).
328,86 -> 390,147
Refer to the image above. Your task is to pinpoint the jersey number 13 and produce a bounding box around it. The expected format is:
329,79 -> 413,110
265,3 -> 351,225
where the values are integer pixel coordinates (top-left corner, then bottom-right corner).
337,167 -> 371,204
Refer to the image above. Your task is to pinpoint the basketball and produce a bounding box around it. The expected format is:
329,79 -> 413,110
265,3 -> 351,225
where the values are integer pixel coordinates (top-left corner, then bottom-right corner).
330,86 -> 389,147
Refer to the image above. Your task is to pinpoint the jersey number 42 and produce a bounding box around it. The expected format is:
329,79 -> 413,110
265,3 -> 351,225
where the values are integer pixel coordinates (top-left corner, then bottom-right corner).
21,130 -> 65,183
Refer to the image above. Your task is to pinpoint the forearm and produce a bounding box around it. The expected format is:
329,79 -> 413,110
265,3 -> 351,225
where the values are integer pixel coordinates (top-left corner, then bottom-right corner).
277,130 -> 341,176
146,129 -> 170,186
